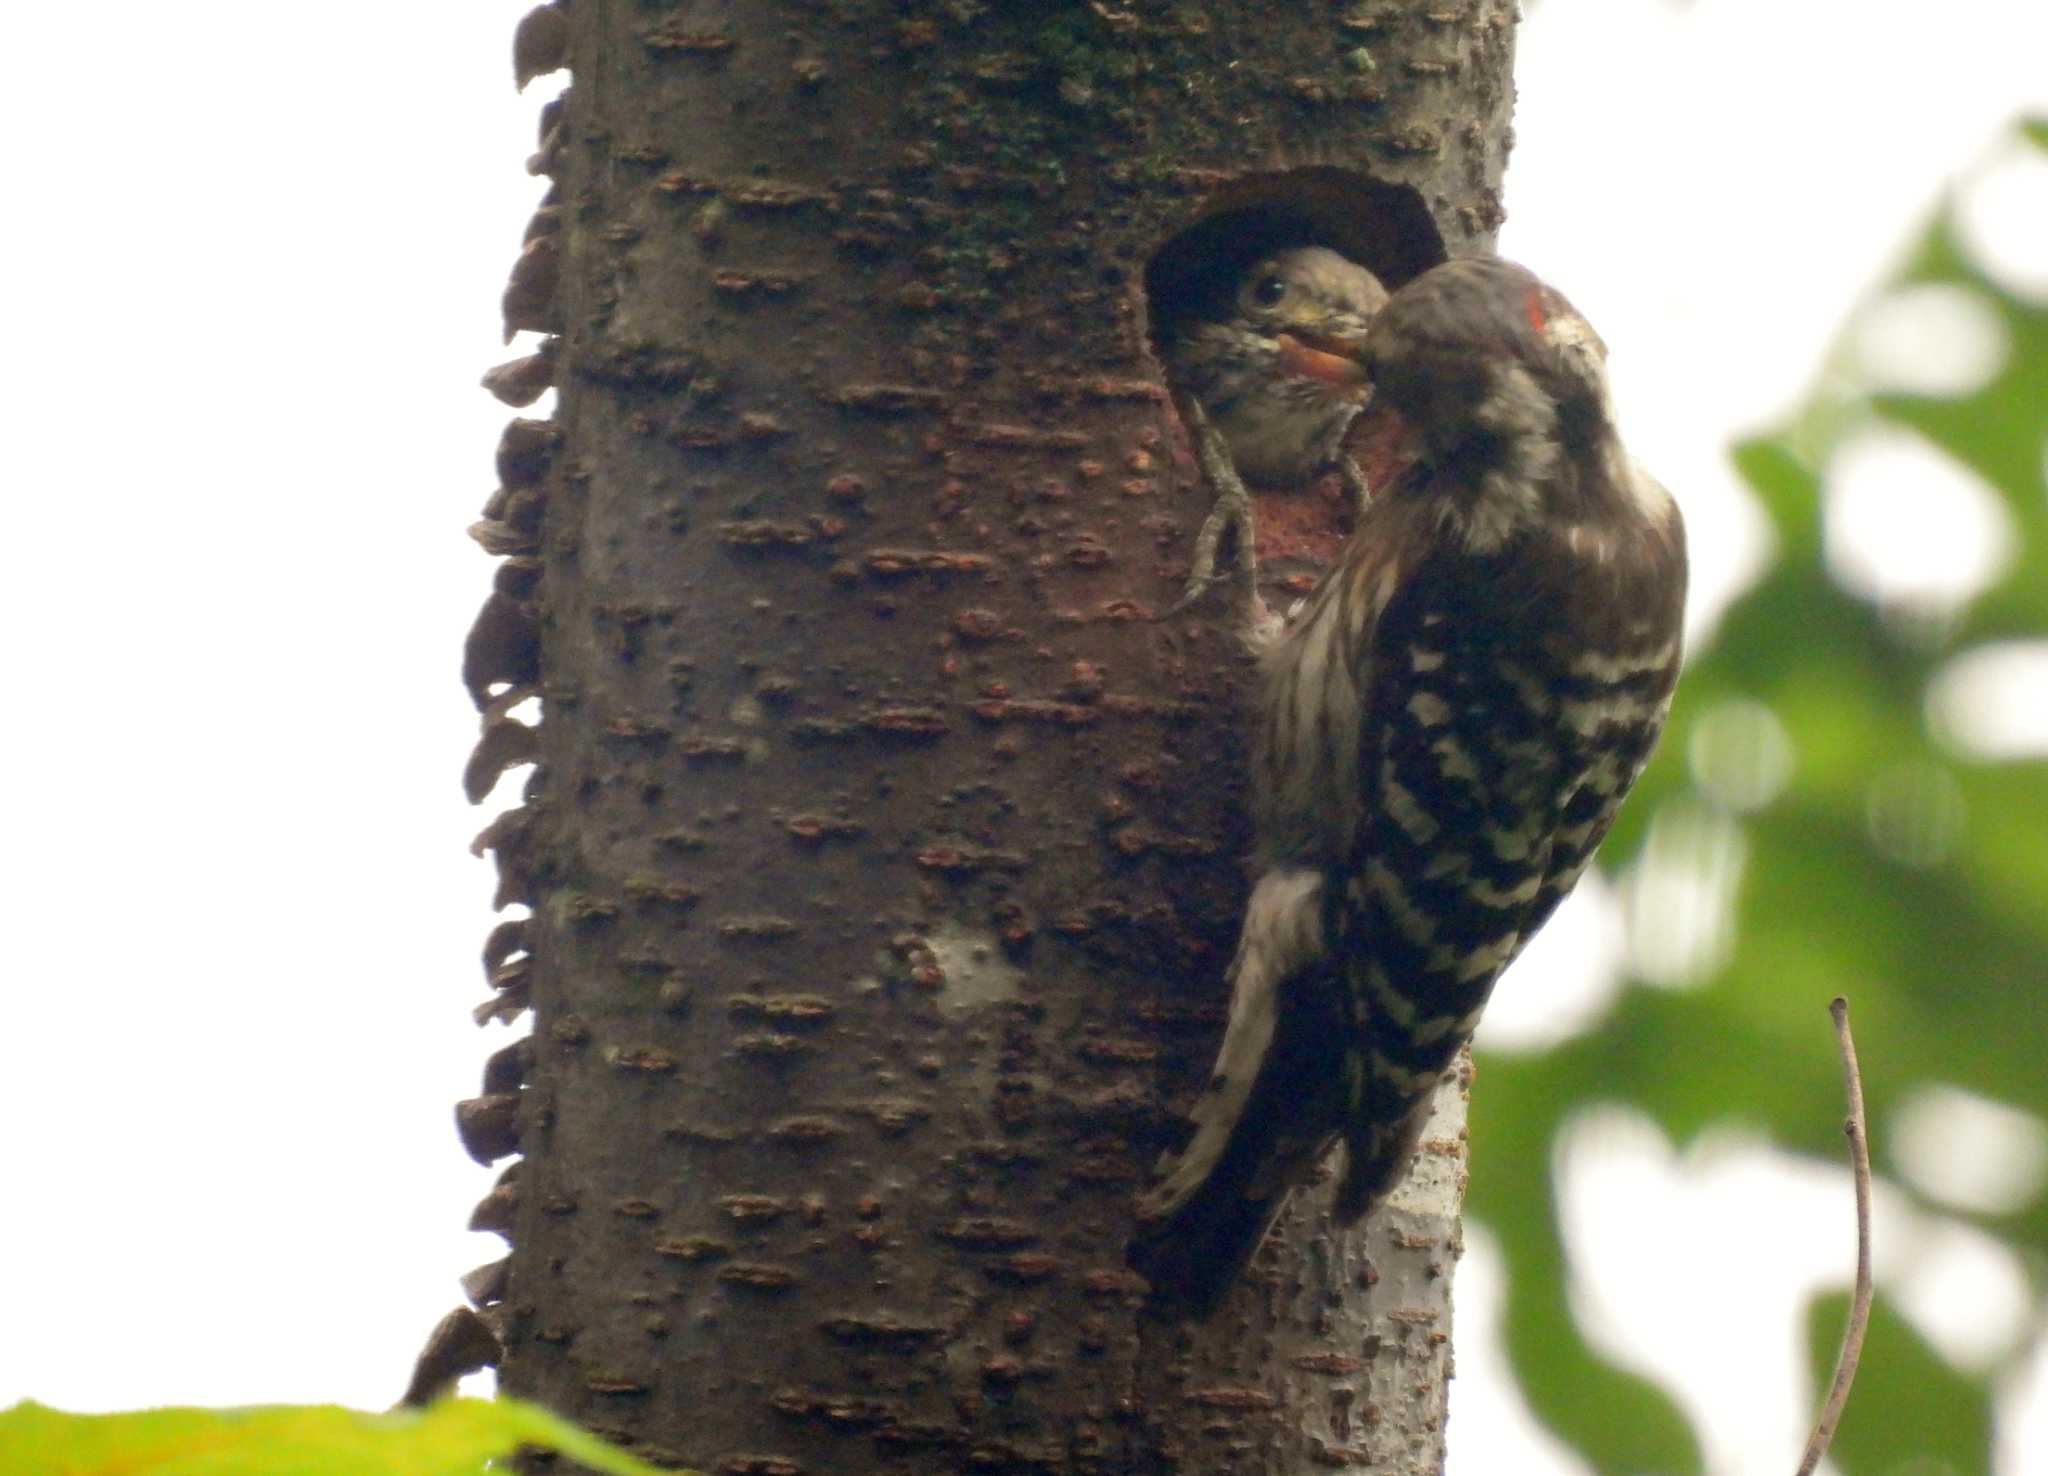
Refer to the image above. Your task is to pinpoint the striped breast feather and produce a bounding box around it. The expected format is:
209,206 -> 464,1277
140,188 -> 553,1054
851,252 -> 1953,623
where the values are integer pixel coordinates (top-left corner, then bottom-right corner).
1251,535 -> 1410,868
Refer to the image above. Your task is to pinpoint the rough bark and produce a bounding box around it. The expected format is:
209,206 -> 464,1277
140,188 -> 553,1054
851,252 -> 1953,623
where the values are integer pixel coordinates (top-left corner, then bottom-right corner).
457,3 -> 1516,1473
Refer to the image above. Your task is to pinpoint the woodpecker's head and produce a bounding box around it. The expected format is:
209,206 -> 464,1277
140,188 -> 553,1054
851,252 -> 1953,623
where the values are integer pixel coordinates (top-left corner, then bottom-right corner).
1360,256 -> 1612,459
1164,245 -> 1389,486
1359,257 -> 1643,553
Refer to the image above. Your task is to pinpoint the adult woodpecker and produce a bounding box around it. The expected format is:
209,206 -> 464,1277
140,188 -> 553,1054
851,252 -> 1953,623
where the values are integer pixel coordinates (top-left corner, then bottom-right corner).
1159,245 -> 1389,609
1131,257 -> 1687,1311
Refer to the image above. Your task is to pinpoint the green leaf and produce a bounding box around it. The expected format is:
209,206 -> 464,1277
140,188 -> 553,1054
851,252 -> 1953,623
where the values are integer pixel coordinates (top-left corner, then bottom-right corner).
0,1397 -> 677,1476
1803,1293 -> 1991,1476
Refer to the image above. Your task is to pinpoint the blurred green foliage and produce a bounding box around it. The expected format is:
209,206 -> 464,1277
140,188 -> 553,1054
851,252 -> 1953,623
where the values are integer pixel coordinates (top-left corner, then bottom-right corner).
1471,115 -> 2048,1475
0,1396 -> 671,1476
1807,1292 -> 1992,1476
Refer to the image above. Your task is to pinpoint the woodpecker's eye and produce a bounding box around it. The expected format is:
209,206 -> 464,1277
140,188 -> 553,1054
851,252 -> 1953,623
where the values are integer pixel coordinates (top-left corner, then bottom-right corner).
1251,276 -> 1288,307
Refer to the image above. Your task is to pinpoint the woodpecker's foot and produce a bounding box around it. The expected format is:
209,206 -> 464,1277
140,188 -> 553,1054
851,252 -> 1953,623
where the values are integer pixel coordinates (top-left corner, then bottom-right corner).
1164,401 -> 1259,617
1167,487 -> 1256,615
1339,454 -> 1373,522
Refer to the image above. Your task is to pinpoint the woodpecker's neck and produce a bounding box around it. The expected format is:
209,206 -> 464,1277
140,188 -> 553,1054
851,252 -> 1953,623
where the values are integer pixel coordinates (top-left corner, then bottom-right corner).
1422,361 -> 1561,553
1424,359 -> 1625,555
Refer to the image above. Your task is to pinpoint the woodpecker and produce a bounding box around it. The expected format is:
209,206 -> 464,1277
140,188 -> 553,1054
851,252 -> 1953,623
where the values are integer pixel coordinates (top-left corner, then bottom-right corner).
1159,245 -> 1388,609
1130,257 -> 1687,1311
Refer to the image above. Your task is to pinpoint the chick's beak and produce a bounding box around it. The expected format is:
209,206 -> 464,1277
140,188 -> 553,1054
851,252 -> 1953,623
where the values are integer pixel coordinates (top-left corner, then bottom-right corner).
1274,317 -> 1371,388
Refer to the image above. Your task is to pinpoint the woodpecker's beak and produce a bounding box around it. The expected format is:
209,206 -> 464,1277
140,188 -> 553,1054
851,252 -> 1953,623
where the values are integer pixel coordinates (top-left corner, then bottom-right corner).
1275,329 -> 1369,387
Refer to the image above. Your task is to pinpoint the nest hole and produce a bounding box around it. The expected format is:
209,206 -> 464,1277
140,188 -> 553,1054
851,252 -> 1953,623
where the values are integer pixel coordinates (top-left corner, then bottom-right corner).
1141,167 -> 1446,364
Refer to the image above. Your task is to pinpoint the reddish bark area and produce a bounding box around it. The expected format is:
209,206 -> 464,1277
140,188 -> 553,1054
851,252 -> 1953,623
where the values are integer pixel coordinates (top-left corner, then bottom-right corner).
456,4 -> 1517,1472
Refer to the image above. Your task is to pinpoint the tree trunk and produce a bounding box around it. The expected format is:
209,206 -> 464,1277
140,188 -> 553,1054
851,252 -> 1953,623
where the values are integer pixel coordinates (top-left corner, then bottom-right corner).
457,3 -> 1516,1472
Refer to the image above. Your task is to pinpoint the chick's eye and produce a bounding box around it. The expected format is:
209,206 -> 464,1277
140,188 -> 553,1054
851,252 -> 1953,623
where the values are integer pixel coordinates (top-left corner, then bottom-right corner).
1251,276 -> 1287,307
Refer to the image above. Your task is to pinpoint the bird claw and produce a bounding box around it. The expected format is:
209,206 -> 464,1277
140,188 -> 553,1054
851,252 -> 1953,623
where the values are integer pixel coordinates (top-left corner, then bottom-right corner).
1164,499 -> 1254,616
1338,454 -> 1373,522
1157,573 -> 1224,622
1163,399 -> 1259,618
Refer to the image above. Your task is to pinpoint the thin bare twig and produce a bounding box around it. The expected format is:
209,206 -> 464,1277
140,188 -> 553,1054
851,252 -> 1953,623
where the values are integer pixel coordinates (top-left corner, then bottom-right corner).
1796,996 -> 1874,1476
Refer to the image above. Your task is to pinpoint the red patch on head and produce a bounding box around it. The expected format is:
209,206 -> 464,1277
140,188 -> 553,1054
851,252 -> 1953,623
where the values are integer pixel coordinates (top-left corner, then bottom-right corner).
1522,287 -> 1548,333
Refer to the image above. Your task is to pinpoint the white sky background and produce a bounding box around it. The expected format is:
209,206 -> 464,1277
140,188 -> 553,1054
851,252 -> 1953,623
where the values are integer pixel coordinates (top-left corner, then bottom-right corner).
1,2 -> 2043,1473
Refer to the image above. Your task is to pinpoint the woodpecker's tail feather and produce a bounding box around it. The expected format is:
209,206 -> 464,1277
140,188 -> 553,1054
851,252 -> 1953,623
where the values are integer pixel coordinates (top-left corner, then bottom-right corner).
1127,1127 -> 1306,1317
1128,963 -> 1350,1314
1332,1089 -> 1442,1225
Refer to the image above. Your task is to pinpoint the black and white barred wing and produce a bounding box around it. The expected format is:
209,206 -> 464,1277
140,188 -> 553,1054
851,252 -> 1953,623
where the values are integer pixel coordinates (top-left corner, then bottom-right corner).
1328,552 -> 1683,1220
1324,574 -> 1559,1218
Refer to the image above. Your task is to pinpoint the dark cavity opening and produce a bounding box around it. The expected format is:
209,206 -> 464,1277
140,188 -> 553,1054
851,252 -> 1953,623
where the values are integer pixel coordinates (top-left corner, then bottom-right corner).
1142,167 -> 1446,360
